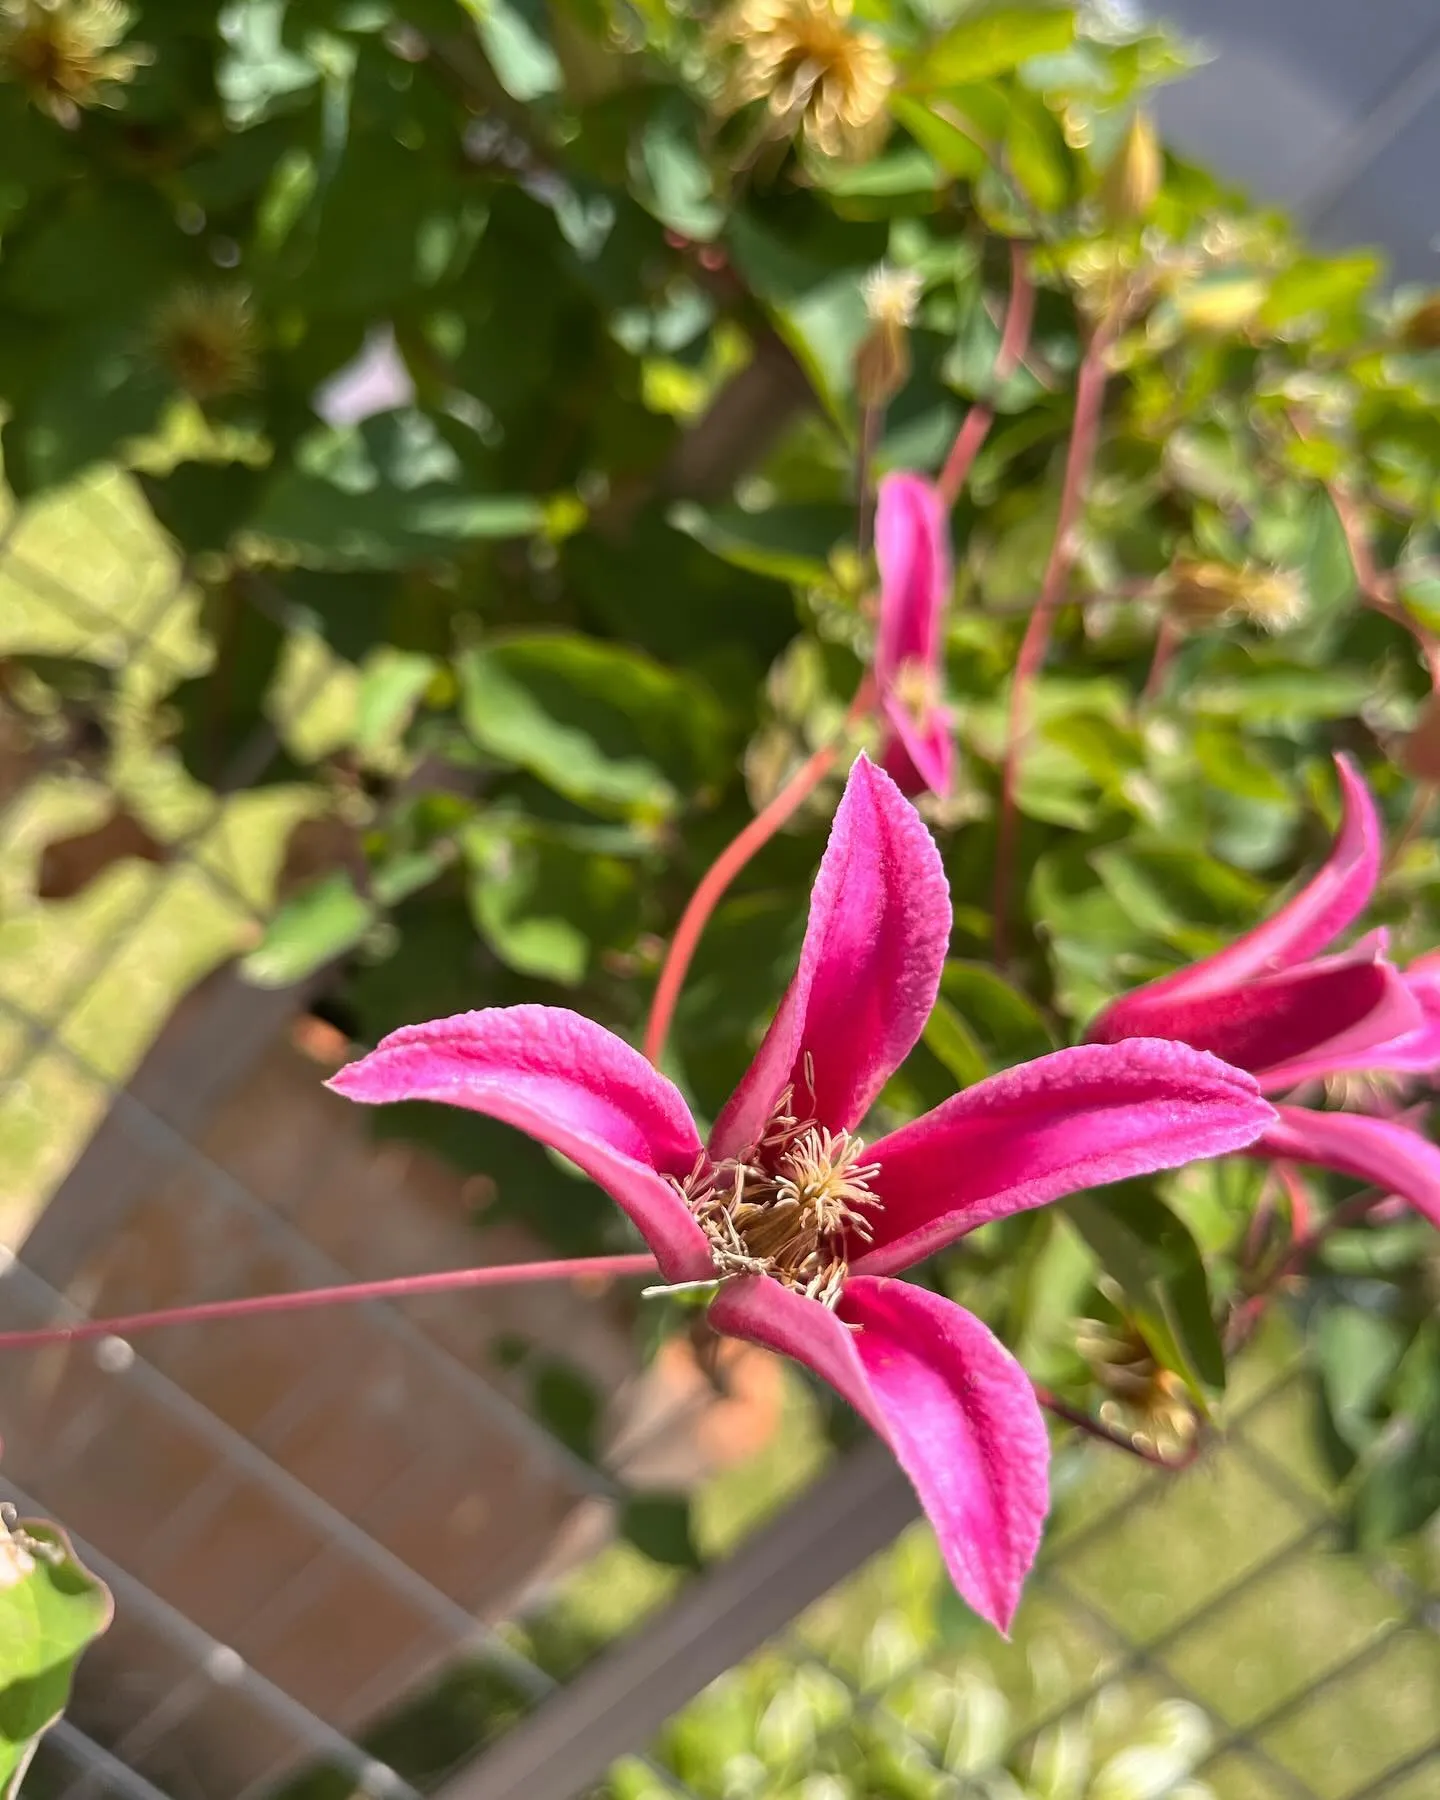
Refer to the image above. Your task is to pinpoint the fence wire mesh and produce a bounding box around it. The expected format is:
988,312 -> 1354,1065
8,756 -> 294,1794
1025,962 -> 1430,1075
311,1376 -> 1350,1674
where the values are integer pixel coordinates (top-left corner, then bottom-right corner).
0,471 -> 1436,1800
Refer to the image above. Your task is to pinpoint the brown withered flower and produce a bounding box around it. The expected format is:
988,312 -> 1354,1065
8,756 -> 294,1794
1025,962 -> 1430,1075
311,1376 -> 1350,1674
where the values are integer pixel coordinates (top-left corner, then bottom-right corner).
713,0 -> 894,164
150,286 -> 260,402
1075,1315 -> 1200,1462
0,0 -> 145,126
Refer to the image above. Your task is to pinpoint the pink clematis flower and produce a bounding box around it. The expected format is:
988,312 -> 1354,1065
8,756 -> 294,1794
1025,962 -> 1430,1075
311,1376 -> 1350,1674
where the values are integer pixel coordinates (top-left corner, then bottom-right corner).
329,757 -> 1273,1631
874,472 -> 954,800
1088,756 -> 1440,1227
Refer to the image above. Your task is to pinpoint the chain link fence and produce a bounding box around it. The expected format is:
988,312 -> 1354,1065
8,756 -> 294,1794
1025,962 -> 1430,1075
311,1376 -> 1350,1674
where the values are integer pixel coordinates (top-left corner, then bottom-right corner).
0,470 -> 1436,1800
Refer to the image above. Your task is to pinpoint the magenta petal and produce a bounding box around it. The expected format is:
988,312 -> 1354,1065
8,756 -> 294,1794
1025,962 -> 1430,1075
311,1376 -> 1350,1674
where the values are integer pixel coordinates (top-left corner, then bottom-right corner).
875,473 -> 949,679
710,756 -> 951,1156
327,1006 -> 713,1281
1092,755 -> 1381,1015
881,693 -> 955,801
853,1041 -> 1274,1276
1093,951 -> 1422,1090
1375,957 -> 1440,1075
709,1274 -> 1048,1633
1257,1104 -> 1440,1229
875,474 -> 954,802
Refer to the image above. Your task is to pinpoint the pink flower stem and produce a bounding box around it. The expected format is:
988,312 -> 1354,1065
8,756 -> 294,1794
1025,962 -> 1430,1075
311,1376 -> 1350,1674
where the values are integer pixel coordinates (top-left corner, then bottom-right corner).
1032,1384 -> 1201,1471
937,241 -> 1035,508
0,1253 -> 661,1352
642,675 -> 877,1067
1141,614 -> 1178,707
992,316 -> 1114,966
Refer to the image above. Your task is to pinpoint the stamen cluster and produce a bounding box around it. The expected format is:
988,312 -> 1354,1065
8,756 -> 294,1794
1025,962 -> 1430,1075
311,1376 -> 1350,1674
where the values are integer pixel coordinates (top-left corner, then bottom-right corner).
674,1082 -> 881,1308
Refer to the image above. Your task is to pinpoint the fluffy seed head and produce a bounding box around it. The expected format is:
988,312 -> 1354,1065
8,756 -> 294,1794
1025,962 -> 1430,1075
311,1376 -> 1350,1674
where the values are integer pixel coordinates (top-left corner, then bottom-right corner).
713,0 -> 894,164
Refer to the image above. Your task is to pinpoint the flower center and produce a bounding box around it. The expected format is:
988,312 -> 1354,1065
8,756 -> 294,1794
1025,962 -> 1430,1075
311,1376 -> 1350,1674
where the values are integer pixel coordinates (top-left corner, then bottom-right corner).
674,1082 -> 882,1308
889,656 -> 940,728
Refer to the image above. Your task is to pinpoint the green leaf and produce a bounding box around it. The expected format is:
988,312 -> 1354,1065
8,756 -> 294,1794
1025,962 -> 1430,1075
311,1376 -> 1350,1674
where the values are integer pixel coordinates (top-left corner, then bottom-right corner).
531,1360 -> 601,1463
620,1493 -> 703,1571
0,1518 -> 112,1798
1188,665 -> 1375,723
465,0 -> 565,101
1316,1306 -> 1407,1454
672,501 -> 852,585
816,143 -> 942,198
912,7 -> 1075,87
251,414 -> 545,569
922,996 -> 989,1088
354,651 -> 439,757
938,961 -> 1055,1069
1064,1184 -> 1226,1406
457,632 -> 726,818
242,872 -> 375,987
1259,253 -> 1379,331
727,210 -> 887,419
463,816 -> 640,985
630,95 -> 723,241
889,96 -> 987,180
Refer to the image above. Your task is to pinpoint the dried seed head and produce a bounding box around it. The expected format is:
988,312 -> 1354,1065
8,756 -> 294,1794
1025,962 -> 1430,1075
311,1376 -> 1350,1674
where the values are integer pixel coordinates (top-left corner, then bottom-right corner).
150,285 -> 259,401
1164,559 -> 1304,634
1076,1317 -> 1199,1461
862,264 -> 924,329
713,0 -> 894,164
0,0 -> 146,126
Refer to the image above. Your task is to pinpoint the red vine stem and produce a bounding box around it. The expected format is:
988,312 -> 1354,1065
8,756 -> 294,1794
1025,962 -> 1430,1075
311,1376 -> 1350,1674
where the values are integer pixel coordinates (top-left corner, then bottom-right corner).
0,1253 -> 661,1352
642,677 -> 876,1068
937,241 -> 1036,507
992,317 -> 1116,964
0,1247 -> 1202,1475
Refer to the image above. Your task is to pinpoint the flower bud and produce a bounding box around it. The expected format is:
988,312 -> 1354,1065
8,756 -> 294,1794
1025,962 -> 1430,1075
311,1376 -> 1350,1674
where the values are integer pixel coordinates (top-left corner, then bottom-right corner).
1402,294 -> 1440,350
854,263 -> 923,409
1101,110 -> 1162,225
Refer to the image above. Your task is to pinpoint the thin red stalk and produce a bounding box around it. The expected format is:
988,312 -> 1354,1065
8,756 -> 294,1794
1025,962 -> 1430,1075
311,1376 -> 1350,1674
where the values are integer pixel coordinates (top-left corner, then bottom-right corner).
1141,613 -> 1178,707
992,319 -> 1114,965
937,241 -> 1035,507
1032,1384 -> 1200,1472
643,677 -> 876,1067
0,1253 -> 661,1352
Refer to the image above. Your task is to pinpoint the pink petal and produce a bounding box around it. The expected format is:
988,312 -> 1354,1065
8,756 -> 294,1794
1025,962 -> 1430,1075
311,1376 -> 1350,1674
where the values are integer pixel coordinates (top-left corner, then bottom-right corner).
1257,1104 -> 1440,1229
327,1006 -> 713,1281
875,473 -> 949,681
1091,950 -> 1423,1092
1091,754 -> 1381,1013
880,693 -> 955,802
1375,956 -> 1440,1074
709,1273 -> 1049,1633
853,1040 -> 1274,1276
874,474 -> 954,802
710,756 -> 951,1157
